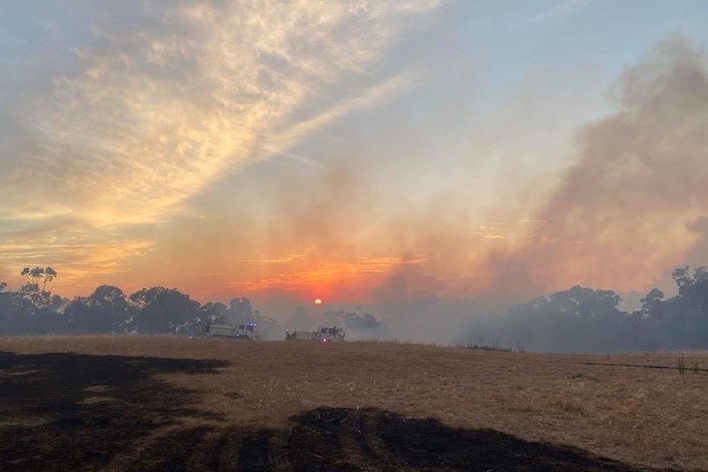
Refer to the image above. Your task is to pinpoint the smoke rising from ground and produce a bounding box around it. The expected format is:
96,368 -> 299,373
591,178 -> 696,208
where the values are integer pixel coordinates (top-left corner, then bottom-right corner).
486,35 -> 708,296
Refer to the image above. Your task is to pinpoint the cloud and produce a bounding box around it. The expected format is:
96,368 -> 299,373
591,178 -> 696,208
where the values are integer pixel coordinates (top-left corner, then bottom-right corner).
24,2 -> 441,223
509,0 -> 591,29
259,69 -> 421,163
0,211 -> 153,292
0,1 -> 443,289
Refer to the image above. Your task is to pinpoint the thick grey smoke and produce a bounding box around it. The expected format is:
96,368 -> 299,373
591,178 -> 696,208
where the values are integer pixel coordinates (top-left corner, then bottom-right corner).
486,35 -> 708,297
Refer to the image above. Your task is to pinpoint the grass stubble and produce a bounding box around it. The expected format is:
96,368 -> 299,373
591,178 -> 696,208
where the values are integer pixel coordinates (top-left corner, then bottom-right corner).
1,335 -> 707,471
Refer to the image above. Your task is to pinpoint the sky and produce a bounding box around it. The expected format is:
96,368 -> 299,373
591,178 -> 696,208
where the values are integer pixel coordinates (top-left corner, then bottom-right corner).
2,0 -> 708,312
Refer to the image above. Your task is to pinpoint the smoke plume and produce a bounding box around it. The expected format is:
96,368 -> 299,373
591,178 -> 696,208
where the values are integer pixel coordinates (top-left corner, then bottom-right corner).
487,35 -> 708,296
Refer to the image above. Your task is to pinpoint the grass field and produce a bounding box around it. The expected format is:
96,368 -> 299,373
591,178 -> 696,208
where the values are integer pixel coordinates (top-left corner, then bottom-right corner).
1,336 -> 707,471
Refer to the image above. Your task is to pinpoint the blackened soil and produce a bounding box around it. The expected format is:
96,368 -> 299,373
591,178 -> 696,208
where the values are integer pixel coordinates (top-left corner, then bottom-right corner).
0,351 -> 225,471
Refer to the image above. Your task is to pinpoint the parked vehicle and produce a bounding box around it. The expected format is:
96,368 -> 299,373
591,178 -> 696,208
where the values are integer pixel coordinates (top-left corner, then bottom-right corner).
285,326 -> 345,342
317,326 -> 345,342
285,330 -> 317,341
205,321 -> 259,340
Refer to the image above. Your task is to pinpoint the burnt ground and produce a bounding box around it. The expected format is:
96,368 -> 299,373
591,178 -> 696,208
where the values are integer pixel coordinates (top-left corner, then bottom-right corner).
0,350 -> 680,472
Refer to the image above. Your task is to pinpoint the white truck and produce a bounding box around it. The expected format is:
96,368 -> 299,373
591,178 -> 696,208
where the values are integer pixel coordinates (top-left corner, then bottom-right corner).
285,326 -> 345,342
205,322 -> 260,340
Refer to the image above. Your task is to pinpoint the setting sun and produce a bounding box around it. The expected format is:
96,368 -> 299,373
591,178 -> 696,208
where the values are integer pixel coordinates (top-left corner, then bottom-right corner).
314,298 -> 322,305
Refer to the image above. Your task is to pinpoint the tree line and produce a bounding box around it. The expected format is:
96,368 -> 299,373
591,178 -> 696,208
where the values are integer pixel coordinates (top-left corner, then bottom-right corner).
463,266 -> 708,352
4,265 -> 708,350
0,267 -> 391,340
0,267 -> 281,337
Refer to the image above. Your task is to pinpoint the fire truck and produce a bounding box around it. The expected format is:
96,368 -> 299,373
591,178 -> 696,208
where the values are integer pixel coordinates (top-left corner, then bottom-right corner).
285,326 -> 345,342
205,321 -> 259,340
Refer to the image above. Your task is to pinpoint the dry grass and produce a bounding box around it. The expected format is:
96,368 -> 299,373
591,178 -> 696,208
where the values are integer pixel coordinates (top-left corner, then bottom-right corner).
1,335 -> 707,471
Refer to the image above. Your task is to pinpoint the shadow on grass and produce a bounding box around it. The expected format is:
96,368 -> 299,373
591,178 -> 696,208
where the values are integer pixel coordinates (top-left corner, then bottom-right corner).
0,351 -> 675,471
179,408 -> 668,471
282,408 -> 661,472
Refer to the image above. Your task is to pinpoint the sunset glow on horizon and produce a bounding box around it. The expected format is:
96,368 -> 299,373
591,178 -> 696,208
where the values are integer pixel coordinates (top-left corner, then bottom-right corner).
2,1 -> 708,309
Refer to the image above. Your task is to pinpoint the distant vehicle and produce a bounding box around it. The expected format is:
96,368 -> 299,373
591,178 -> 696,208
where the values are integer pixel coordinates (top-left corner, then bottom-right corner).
317,326 -> 345,342
285,330 -> 317,341
285,326 -> 345,342
205,322 -> 259,340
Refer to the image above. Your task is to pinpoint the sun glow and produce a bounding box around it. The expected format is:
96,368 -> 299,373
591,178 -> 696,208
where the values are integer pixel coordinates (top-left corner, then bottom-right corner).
314,298 -> 322,305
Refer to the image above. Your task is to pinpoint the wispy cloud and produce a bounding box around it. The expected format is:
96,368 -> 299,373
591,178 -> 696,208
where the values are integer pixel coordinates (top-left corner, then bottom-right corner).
0,1 -> 442,290
259,69 -> 421,162
508,0 -> 591,30
527,0 -> 591,24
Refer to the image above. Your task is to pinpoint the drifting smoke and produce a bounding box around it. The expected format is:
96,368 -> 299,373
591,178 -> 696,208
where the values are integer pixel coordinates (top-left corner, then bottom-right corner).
487,35 -> 708,296
441,35 -> 708,351
361,34 -> 708,345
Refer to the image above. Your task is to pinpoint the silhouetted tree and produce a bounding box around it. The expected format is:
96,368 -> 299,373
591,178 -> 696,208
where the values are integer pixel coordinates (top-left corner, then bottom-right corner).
0,282 -> 15,334
20,266 -> 57,292
486,286 -> 627,352
5,268 -> 67,334
17,267 -> 61,313
639,289 -> 665,318
226,297 -> 255,324
199,301 -> 228,324
130,287 -> 200,334
662,266 -> 708,348
65,285 -> 133,334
